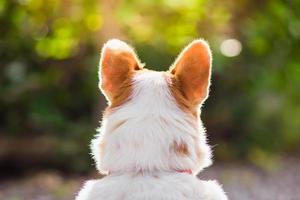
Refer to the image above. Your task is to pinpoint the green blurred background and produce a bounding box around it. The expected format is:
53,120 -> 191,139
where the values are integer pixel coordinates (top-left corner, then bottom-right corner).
0,0 -> 300,176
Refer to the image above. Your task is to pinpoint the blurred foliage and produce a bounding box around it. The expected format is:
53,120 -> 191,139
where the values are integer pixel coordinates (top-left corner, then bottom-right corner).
0,0 -> 299,173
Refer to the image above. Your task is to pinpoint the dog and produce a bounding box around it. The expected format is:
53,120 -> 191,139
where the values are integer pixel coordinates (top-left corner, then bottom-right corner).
76,39 -> 228,200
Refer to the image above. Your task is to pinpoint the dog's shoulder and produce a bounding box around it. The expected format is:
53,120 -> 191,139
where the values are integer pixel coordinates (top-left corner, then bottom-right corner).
196,179 -> 228,200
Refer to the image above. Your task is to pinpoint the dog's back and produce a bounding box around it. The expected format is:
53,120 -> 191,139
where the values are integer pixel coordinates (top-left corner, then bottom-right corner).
76,39 -> 227,200
77,173 -> 226,200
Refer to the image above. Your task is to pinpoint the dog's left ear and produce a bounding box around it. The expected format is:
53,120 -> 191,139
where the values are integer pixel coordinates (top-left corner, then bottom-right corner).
99,39 -> 142,102
170,39 -> 212,105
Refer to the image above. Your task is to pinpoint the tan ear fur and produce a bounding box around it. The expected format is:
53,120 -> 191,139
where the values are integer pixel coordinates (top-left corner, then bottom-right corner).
170,39 -> 212,105
99,39 -> 142,103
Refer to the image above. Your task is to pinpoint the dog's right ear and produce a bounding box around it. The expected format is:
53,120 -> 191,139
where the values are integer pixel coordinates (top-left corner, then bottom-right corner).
99,39 -> 142,102
169,39 -> 212,105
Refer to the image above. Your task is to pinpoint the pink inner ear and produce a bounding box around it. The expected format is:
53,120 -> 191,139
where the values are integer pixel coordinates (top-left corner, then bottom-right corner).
101,74 -> 113,92
100,52 -> 114,92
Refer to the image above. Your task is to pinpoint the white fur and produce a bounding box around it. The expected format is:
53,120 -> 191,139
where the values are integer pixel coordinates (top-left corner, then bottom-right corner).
77,172 -> 227,200
104,39 -> 133,52
77,71 -> 227,199
93,72 -> 211,174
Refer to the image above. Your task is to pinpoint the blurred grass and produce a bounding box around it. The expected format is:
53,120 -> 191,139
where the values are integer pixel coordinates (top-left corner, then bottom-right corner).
0,0 -> 300,173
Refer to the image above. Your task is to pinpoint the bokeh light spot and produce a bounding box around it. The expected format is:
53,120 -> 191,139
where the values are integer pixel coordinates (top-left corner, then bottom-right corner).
220,39 -> 242,57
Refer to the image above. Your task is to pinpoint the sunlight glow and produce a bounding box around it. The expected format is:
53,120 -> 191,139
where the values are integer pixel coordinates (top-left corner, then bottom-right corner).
220,39 -> 242,57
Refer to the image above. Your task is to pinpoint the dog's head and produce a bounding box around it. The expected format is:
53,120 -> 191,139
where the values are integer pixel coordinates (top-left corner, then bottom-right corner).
93,39 -> 213,175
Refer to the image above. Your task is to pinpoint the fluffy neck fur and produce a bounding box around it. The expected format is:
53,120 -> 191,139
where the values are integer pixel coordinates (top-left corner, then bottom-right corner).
92,71 -> 212,175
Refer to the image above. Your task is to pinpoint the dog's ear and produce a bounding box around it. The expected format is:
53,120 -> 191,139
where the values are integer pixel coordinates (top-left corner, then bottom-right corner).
99,39 -> 142,101
170,39 -> 212,105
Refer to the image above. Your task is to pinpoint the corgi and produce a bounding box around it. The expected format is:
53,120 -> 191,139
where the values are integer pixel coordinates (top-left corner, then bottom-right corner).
76,39 -> 228,200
